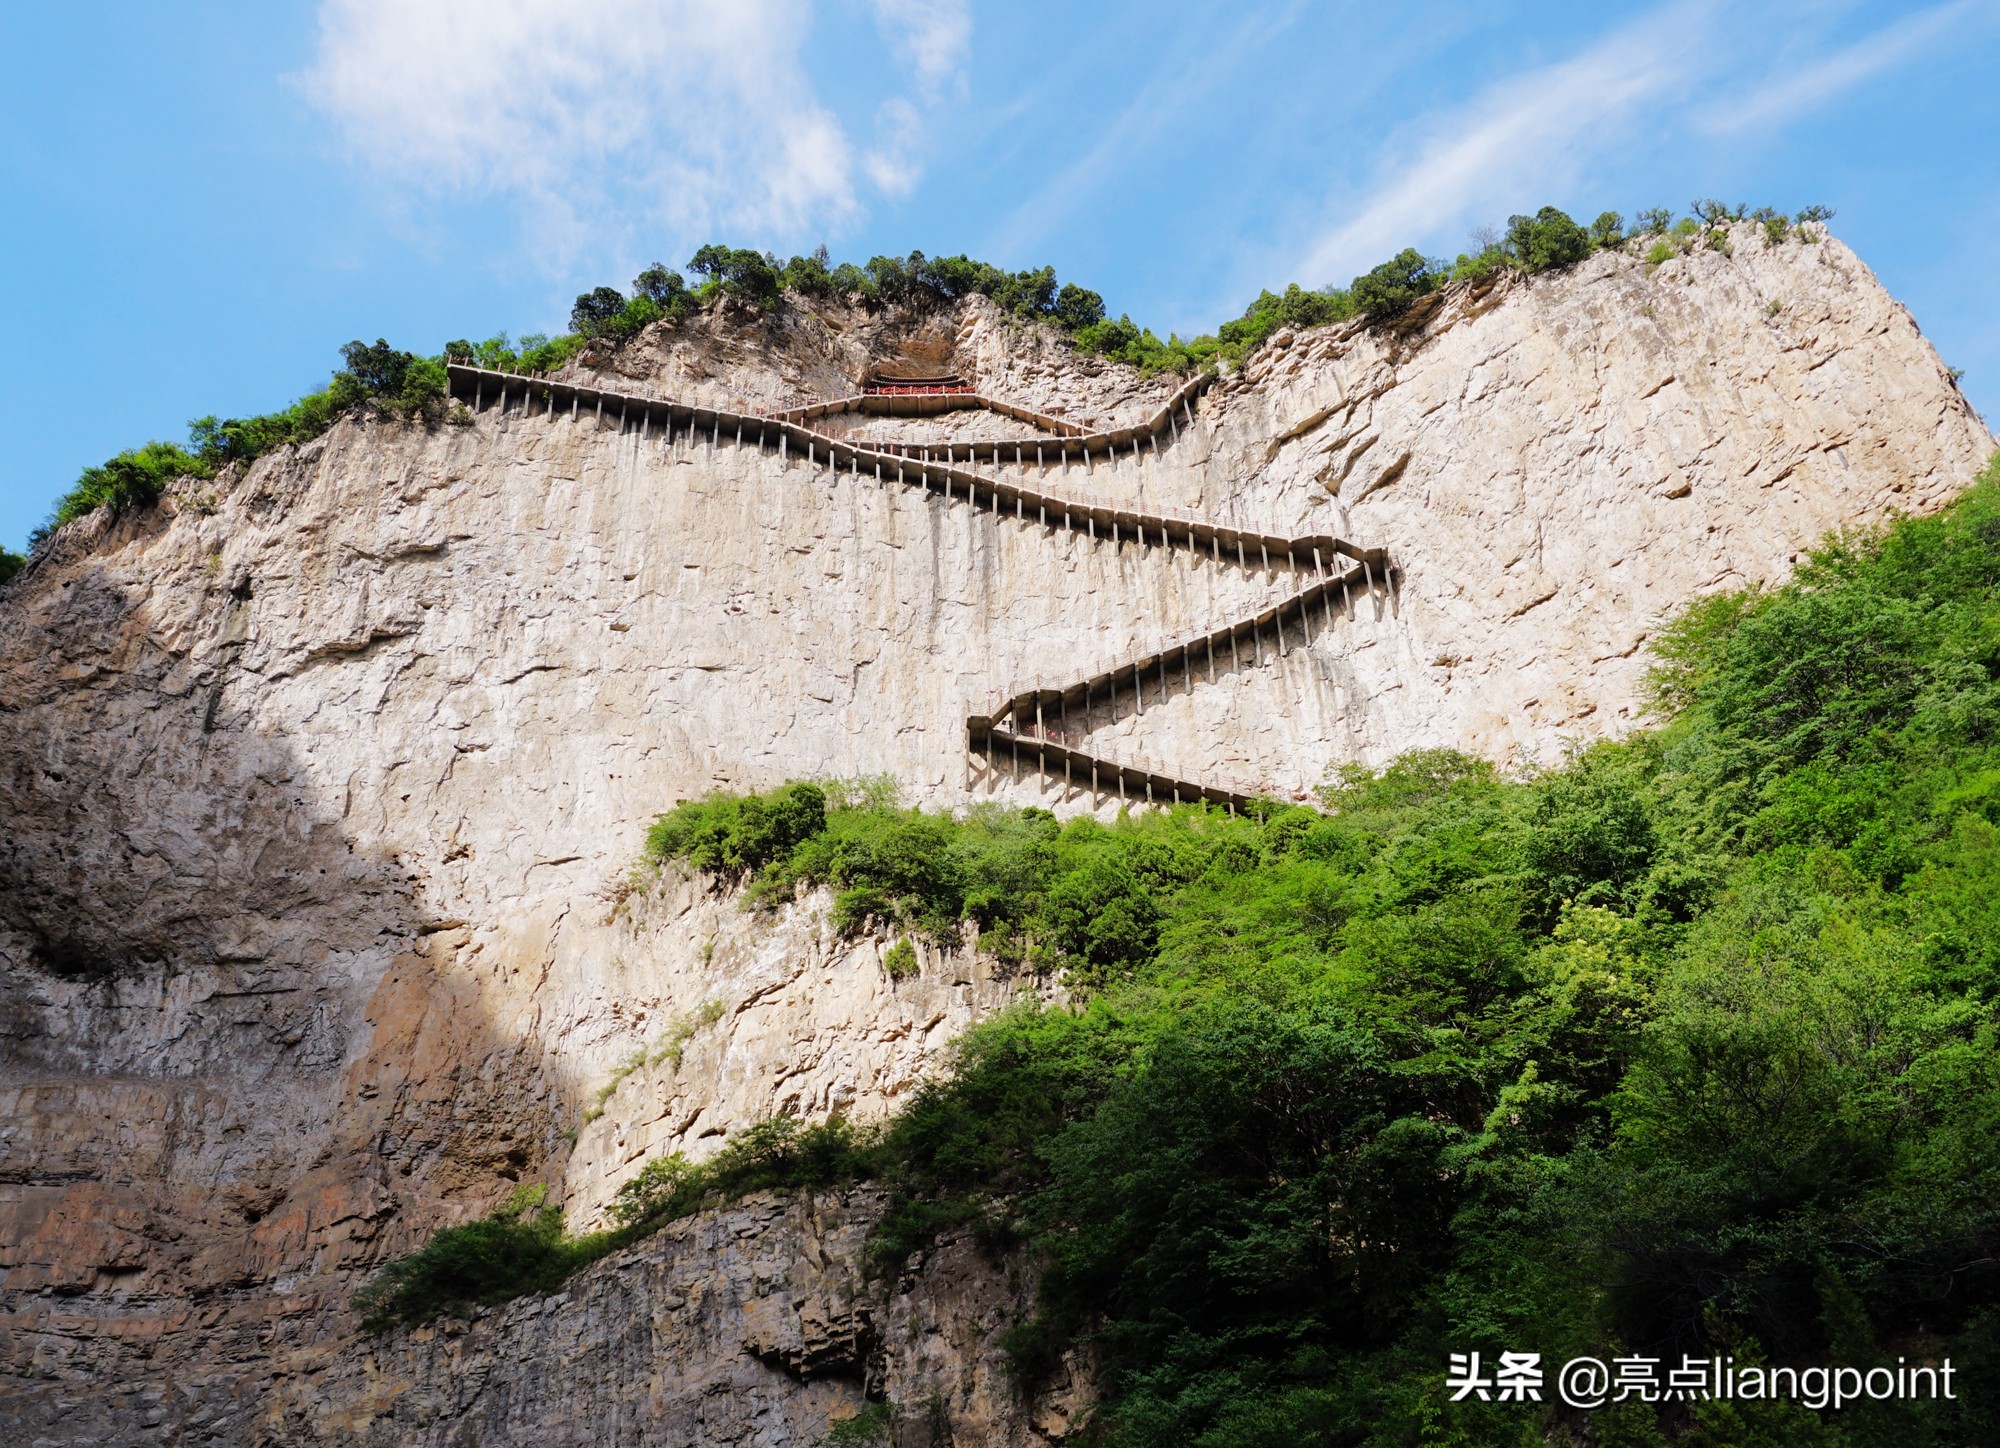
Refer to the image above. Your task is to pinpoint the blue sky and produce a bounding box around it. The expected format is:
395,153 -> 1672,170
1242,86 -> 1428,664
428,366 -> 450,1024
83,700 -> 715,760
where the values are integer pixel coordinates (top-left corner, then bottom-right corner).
4,0 -> 1997,551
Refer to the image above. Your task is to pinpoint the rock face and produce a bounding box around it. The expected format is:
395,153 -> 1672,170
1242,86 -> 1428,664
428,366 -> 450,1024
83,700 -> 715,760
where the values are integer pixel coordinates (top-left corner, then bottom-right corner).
266,1189 -> 1085,1448
0,225 -> 1989,1443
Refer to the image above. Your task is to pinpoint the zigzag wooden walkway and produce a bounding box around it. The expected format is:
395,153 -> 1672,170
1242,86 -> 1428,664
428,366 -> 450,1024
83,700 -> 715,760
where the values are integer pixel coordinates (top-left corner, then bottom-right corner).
773,370 -> 1213,465
968,561 -> 1380,812
447,364 -> 1391,812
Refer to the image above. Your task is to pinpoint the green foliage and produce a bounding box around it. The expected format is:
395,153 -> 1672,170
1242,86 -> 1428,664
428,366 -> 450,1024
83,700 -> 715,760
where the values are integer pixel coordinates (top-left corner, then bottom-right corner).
1505,206 -> 1593,272
634,261 -> 690,308
35,335 -> 457,545
1349,248 -> 1443,318
882,937 -> 919,978
0,546 -> 24,584
1692,197 -> 1748,228
363,458 -> 2000,1439
813,1401 -> 900,1447
1054,281 -> 1106,329
609,1117 -> 876,1227
853,456 -> 2000,1444
687,244 -> 782,306
578,998 -> 728,1124
353,1185 -> 571,1331
30,201 -> 1837,555
570,285 -> 629,334
359,1116 -> 877,1330
1217,283 -> 1357,352
44,441 -> 212,533
644,781 -> 828,875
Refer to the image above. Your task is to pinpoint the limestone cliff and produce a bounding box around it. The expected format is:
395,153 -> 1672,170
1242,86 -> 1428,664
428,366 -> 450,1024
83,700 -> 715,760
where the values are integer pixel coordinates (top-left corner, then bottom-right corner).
0,223 -> 1989,1444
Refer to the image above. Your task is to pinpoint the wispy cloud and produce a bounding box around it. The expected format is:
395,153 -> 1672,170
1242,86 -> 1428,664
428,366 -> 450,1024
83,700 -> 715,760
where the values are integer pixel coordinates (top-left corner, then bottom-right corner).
1292,0 -> 1974,290
1295,2 -> 1708,286
1708,0 -> 1979,133
862,0 -> 971,198
298,0 -> 970,271
871,0 -> 971,104
986,1 -> 1308,259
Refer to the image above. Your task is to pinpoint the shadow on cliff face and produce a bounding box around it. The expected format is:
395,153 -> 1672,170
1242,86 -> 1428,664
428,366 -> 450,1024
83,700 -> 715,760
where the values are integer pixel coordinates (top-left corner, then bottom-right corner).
0,529 -> 583,1438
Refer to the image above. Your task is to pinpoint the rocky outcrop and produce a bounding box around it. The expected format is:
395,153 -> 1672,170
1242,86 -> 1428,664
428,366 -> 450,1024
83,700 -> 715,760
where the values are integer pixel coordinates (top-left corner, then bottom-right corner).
254,1188 -> 1084,1448
0,225 -> 1989,1443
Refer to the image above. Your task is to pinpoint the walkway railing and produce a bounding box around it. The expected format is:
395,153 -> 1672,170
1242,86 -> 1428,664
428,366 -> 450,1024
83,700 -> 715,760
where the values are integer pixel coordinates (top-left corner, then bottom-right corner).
448,365 -> 1380,572
445,363 -> 1392,812
769,367 -> 1214,459
965,561 -> 1384,813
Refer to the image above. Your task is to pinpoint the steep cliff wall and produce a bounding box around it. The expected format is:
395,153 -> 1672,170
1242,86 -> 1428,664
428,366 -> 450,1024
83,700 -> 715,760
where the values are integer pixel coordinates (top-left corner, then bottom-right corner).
0,225 -> 1989,1443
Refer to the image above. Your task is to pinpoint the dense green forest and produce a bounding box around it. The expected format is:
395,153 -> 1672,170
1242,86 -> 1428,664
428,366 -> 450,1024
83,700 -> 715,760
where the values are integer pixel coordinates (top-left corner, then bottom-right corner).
14,203 -> 1828,553
365,455 -> 2000,1445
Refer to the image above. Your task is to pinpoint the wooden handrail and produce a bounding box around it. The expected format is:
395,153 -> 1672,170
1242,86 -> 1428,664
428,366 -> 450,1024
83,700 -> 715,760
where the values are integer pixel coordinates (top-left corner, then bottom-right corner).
446,363 -> 1391,811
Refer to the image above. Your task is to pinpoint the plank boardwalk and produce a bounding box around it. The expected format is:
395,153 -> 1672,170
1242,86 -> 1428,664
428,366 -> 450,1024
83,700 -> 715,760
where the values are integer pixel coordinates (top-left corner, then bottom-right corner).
447,364 -> 1393,811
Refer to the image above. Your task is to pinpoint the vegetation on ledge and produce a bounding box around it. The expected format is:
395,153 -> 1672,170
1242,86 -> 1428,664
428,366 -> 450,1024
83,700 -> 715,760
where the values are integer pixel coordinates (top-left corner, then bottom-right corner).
29,339 -> 451,547
24,201 -> 1830,554
362,451 -> 1999,1445
354,1117 -> 874,1333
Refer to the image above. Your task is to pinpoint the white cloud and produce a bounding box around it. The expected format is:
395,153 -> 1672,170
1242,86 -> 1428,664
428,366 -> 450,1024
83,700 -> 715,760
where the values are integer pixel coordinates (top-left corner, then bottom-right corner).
863,98 -> 926,197
1295,3 -> 1708,286
1708,0 -> 1979,133
871,0 -> 970,103
298,0 -> 891,268
1293,0 -> 1977,289
988,1 -> 1307,258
